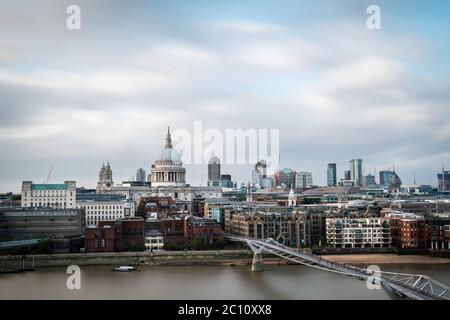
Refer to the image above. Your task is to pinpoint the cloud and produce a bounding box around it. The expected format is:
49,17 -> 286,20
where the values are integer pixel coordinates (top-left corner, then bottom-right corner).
0,1 -> 448,191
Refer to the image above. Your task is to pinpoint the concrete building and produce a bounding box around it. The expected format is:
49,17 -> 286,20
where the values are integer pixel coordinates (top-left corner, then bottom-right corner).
21,181 -> 76,209
76,196 -> 135,226
0,208 -> 85,241
144,230 -> 164,251
327,163 -> 337,187
326,217 -> 391,248
150,127 -> 186,187
349,159 -> 363,187
363,174 -> 376,186
136,168 -> 147,183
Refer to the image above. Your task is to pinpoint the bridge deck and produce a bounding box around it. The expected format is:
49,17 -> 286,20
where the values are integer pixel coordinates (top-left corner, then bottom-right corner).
225,235 -> 449,300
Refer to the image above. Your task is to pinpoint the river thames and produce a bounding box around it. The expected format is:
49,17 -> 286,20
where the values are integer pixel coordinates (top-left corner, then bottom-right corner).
1,264 -> 449,299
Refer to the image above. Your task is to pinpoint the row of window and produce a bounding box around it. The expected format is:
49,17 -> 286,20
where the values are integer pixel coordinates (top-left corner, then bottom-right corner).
24,191 -> 73,196
27,202 -> 73,207
82,205 -> 123,210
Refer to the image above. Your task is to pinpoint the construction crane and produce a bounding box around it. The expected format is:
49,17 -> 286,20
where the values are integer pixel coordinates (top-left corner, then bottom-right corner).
44,166 -> 53,184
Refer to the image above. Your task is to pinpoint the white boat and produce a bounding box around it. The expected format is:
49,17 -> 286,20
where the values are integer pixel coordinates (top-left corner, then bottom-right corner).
113,266 -> 137,272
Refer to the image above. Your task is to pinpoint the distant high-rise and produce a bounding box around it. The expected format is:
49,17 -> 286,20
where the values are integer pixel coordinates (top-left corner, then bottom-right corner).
327,163 -> 337,186
295,172 -> 313,188
363,174 -> 376,186
344,170 -> 351,180
349,159 -> 363,187
252,160 -> 267,188
136,168 -> 146,183
208,157 -> 221,182
437,170 -> 450,191
279,168 -> 296,188
379,170 -> 402,187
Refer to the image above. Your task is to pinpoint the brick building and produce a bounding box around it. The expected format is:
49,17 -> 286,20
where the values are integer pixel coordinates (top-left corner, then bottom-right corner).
136,196 -> 179,219
84,217 -> 145,252
386,212 -> 428,248
148,214 -> 222,250
84,224 -> 116,253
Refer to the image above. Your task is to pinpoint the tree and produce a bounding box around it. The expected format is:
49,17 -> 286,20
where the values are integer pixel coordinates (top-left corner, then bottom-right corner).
212,238 -> 225,250
192,236 -> 204,250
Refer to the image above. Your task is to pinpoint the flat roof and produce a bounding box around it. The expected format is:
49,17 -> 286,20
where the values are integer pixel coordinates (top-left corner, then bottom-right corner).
31,184 -> 68,191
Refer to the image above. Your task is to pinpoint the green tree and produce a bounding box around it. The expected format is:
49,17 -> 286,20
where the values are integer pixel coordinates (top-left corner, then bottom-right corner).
192,236 -> 204,250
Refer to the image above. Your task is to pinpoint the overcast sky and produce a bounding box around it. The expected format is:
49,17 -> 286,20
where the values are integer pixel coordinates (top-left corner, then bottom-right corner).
0,0 -> 449,192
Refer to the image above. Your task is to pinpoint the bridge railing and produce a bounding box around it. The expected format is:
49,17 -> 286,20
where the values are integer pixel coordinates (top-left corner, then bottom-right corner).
224,235 -> 449,300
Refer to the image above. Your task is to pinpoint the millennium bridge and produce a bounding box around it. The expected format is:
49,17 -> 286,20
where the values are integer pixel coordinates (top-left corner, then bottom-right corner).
225,235 -> 449,300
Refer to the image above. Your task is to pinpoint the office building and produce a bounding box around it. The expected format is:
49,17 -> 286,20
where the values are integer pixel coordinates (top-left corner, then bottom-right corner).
437,170 -> 450,191
208,157 -> 221,182
363,174 -> 376,186
327,163 -> 337,187
349,159 -> 363,187
136,168 -> 147,183
76,195 -> 135,226
379,170 -> 402,187
295,172 -> 313,188
21,181 -> 76,209
278,168 -> 296,188
0,208 -> 85,241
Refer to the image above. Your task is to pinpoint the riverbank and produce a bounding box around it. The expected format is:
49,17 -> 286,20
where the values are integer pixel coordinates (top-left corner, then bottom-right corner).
323,254 -> 450,266
0,250 -> 289,270
2,250 -> 449,271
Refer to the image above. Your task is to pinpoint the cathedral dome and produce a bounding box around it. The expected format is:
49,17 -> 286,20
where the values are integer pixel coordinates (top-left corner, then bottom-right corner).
150,127 -> 186,188
160,148 -> 181,163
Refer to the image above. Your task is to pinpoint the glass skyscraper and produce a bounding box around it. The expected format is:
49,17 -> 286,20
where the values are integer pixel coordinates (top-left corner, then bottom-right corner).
349,159 -> 363,187
327,163 -> 337,186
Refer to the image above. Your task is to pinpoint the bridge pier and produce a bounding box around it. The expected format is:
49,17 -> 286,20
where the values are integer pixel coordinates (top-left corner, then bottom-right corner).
251,252 -> 264,272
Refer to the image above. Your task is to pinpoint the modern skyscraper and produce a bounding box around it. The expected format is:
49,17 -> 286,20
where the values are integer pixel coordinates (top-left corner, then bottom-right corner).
136,168 -> 146,183
380,170 -> 402,187
363,174 -> 376,186
379,170 -> 392,186
349,159 -> 363,187
279,168 -> 296,188
437,170 -> 450,191
208,157 -> 221,182
295,172 -> 313,188
252,160 -> 267,188
327,163 -> 337,186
